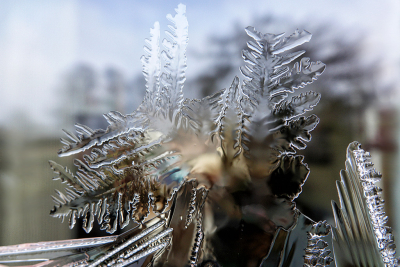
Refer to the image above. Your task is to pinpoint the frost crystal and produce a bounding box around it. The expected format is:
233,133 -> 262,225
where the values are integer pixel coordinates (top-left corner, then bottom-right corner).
332,142 -> 399,267
0,3 -> 395,267
45,3 -> 329,266
51,3 -> 323,231
304,221 -> 334,267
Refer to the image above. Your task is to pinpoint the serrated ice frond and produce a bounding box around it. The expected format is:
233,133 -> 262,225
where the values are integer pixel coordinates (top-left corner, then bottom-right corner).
217,77 -> 244,160
214,77 -> 241,134
159,3 -> 188,120
58,111 -> 146,157
140,21 -> 161,114
241,27 -> 312,101
50,166 -> 162,233
238,26 -> 324,167
240,27 -> 324,108
82,129 -> 163,169
332,142 -> 399,267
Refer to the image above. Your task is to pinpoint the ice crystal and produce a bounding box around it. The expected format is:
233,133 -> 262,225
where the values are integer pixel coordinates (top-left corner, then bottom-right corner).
332,142 -> 399,267
304,221 -> 334,267
0,3 -> 396,267
3,3 -> 400,265
51,3 -> 323,231
44,3 -> 329,266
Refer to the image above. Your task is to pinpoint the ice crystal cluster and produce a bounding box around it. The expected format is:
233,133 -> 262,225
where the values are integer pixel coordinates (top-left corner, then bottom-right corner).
51,3 -> 324,233
1,3 -> 398,267
47,4 -> 328,266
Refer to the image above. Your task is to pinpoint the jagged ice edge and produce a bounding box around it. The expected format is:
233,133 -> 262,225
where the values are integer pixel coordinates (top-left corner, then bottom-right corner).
304,221 -> 333,266
353,147 -> 400,266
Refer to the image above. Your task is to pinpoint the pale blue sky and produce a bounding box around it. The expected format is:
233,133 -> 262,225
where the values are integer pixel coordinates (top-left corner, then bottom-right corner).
0,0 -> 399,126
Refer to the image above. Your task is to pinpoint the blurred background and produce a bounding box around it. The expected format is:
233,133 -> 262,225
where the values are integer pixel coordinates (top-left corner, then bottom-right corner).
0,0 -> 400,248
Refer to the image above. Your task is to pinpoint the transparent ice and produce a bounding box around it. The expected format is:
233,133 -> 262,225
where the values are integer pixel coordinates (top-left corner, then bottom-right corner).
49,4 -> 327,265
332,142 -> 400,267
0,3 -> 397,267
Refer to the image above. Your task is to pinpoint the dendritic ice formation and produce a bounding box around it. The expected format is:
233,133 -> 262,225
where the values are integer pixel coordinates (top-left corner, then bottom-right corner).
304,221 -> 334,266
51,3 -> 324,235
47,4 -> 327,266
0,3 -> 398,267
332,142 -> 400,267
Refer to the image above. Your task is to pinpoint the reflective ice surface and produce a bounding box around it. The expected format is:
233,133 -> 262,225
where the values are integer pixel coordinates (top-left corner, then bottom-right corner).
332,142 -> 399,267
38,4 -> 328,266
8,3 -> 400,267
